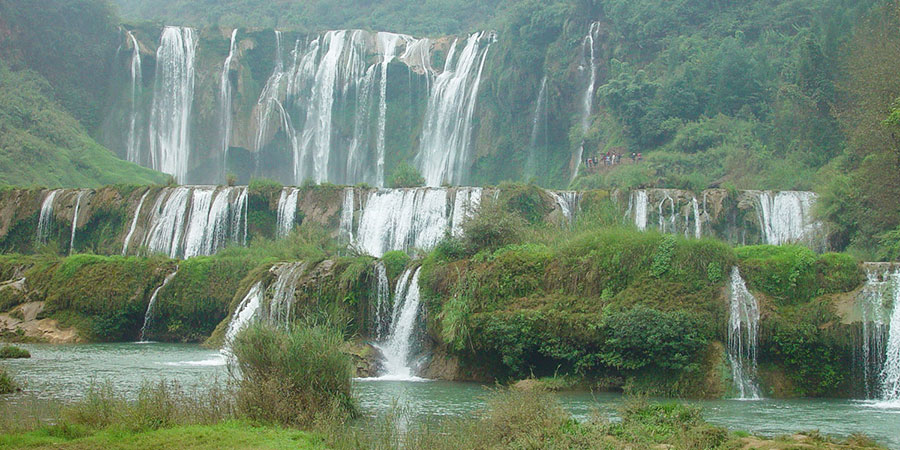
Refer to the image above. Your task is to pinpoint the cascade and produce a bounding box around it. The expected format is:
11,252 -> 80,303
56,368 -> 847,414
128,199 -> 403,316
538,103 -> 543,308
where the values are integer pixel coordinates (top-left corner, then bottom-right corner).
374,267 -> 424,379
148,26 -> 196,183
526,76 -> 548,176
340,188 -> 355,243
549,191 -> 580,226
756,191 -> 820,246
219,29 -> 238,181
266,262 -> 307,327
727,266 -> 763,399
880,268 -> 900,401
657,192 -> 676,234
68,191 -> 88,255
354,188 -> 482,258
418,31 -> 495,186
122,190 -> 151,255
276,187 -> 300,237
376,33 -> 407,186
373,262 -> 391,339
224,281 -> 264,348
450,187 -> 483,237
630,190 -> 649,231
139,269 -> 178,341
36,190 -> 61,244
857,266 -> 893,398
254,30 -> 289,158
573,22 -> 601,182
692,197 -> 702,239
126,30 -> 142,164
139,186 -> 247,259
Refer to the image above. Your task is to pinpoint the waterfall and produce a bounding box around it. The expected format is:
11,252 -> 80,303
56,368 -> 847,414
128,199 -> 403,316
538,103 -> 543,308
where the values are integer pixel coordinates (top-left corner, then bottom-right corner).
68,191 -> 88,255
139,268 -> 178,341
549,191 -> 580,226
36,190 -> 61,244
374,267 -> 424,380
756,191 -> 821,246
857,266 -> 893,398
220,29 -> 238,181
276,187 -> 300,237
631,190 -> 649,231
727,266 -> 763,400
122,189 -> 151,255
450,187 -> 483,237
376,33 -> 407,186
354,188 -> 454,257
126,30 -> 142,164
139,186 -> 248,259
879,268 -> 900,402
658,192 -> 676,234
340,187 -> 355,243
224,281 -> 264,348
526,76 -> 548,177
573,22 -> 601,182
692,197 -> 702,239
373,262 -> 391,339
148,26 -> 196,183
418,32 -> 495,186
254,30 -> 289,158
266,262 -> 306,327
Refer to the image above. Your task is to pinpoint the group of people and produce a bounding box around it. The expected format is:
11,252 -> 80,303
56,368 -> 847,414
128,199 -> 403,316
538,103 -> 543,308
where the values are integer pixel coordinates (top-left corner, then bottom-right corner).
585,151 -> 642,169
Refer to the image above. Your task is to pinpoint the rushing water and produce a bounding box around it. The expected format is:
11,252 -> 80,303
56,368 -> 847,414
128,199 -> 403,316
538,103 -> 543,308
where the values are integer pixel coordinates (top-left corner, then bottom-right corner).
149,26 -> 196,183
35,190 -> 60,245
727,267 -> 762,400
4,343 -> 899,448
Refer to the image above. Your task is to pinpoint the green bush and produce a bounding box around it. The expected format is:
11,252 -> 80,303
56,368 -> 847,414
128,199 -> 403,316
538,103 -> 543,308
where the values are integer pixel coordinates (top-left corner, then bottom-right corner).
462,204 -> 527,253
737,245 -> 861,305
380,250 -> 411,280
231,323 -> 356,427
388,163 -> 425,188
0,345 -> 31,359
0,367 -> 16,394
599,306 -> 709,372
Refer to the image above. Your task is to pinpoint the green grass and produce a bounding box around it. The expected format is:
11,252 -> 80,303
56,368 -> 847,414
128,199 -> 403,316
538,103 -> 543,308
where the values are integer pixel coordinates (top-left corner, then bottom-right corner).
0,421 -> 323,450
0,345 -> 31,359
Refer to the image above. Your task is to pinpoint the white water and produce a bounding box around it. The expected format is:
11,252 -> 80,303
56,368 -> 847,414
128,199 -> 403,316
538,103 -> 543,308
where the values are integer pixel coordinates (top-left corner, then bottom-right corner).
139,186 -> 247,259
36,190 -> 61,244
858,266 -> 893,398
728,267 -> 763,400
223,281 -> 264,349
219,29 -> 238,181
139,269 -> 178,342
266,262 -> 307,327
148,26 -> 196,183
276,187 -> 300,237
657,192 -> 676,234
418,32 -> 494,186
373,262 -> 392,340
692,197 -> 702,239
355,188 -> 465,257
126,30 -> 142,164
756,191 -> 821,246
376,33 -> 406,186
450,187 -> 482,237
631,190 -> 649,231
527,76 -> 548,176
340,187 -> 355,243
373,267 -> 424,380
879,268 -> 900,402
68,191 -> 88,255
122,190 -> 151,255
549,191 -> 580,226
573,22 -> 601,182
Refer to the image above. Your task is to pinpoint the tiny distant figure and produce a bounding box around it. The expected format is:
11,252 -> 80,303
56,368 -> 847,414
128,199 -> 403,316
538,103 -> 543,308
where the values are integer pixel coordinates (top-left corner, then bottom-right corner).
631,152 -> 636,163
637,152 -> 643,162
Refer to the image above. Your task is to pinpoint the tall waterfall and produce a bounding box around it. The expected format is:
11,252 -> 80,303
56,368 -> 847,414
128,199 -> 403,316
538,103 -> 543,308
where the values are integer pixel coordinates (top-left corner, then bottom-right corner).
573,22 -> 601,182
756,191 -> 821,246
630,190 -> 649,231
374,267 -> 424,380
372,262 -> 392,339
376,33 -> 406,186
691,197 -> 702,239
219,29 -> 238,181
68,191 -> 88,255
148,26 -> 196,183
340,187 -> 355,243
418,31 -> 495,186
137,186 -> 248,259
352,187 -> 483,257
139,268 -> 178,341
879,267 -> 900,402
857,266 -> 894,398
36,190 -> 61,244
224,281 -> 264,348
727,266 -> 763,399
266,262 -> 307,327
657,192 -> 676,234
276,187 -> 300,237
526,76 -> 548,177
126,30 -> 142,164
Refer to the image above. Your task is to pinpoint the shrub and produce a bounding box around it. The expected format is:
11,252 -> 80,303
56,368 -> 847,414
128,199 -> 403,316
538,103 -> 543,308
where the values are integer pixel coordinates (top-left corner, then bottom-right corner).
380,250 -> 411,280
0,345 -> 30,359
737,245 -> 861,305
0,367 -> 16,394
231,323 -> 356,427
462,204 -> 527,253
388,163 -> 425,188
599,306 -> 709,372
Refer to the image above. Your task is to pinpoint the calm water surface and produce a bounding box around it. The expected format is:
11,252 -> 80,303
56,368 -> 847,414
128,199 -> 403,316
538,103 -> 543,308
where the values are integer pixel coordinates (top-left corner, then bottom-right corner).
4,343 -> 899,448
